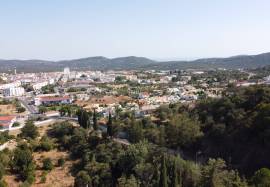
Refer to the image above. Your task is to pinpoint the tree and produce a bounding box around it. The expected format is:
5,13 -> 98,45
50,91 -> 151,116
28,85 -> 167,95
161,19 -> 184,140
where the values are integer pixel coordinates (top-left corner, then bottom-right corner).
201,158 -> 247,187
12,122 -> 20,127
202,158 -> 227,187
17,107 -> 26,113
77,109 -> 90,129
252,168 -> 270,187
159,154 -> 168,187
107,112 -> 113,137
117,175 -> 138,187
57,157 -> 65,167
171,159 -> 180,187
38,136 -> 54,151
38,106 -> 48,114
20,121 -> 39,139
128,120 -> 143,143
93,109 -> 98,130
42,158 -> 53,171
0,163 -> 5,180
74,170 -> 91,187
166,114 -> 203,148
11,143 -> 36,182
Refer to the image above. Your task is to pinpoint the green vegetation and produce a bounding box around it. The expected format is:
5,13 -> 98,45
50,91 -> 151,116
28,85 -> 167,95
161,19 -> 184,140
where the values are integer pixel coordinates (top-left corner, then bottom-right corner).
12,122 -> 20,127
16,106 -> 26,113
49,120 -> 248,187
42,158 -> 53,171
38,106 -> 48,114
0,131 -> 13,145
10,143 -> 36,183
57,157 -> 65,167
1,83 -> 270,186
67,87 -> 86,92
41,84 -> 55,94
37,135 -> 54,151
20,120 -> 39,139
0,99 -> 12,105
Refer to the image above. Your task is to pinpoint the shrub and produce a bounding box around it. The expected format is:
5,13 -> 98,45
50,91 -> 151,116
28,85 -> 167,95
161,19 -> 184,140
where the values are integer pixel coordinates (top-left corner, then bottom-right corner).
57,157 -> 65,167
42,158 -> 53,171
12,122 -> 20,127
38,136 -> 54,151
40,171 -> 48,183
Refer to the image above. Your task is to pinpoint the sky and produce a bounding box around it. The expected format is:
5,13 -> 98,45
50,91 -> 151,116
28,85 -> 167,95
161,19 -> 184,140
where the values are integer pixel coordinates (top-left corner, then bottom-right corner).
0,0 -> 270,61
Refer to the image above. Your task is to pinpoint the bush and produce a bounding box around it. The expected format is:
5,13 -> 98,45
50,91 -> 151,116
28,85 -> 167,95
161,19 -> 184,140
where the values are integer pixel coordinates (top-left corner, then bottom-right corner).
26,173 -> 35,184
12,122 -> 20,127
57,157 -> 65,167
40,171 -> 48,183
17,107 -> 26,113
11,143 -> 36,181
42,158 -> 53,171
20,121 -> 39,139
38,136 -> 54,151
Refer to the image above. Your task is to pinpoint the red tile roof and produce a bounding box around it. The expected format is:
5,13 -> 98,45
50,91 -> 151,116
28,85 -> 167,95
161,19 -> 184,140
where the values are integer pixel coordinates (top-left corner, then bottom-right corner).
40,96 -> 70,102
0,116 -> 16,128
0,116 -> 16,121
0,123 -> 10,127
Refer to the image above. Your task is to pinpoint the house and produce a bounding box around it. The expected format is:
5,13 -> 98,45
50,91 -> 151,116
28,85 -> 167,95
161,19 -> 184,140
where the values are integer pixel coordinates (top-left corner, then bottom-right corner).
35,96 -> 72,106
0,116 -> 16,130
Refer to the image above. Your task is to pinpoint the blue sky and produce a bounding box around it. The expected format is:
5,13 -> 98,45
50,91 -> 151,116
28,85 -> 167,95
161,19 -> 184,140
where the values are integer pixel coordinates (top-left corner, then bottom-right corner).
0,0 -> 270,60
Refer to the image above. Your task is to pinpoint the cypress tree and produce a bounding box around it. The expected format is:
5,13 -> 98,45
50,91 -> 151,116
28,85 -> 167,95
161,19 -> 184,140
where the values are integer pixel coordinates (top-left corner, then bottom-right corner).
93,109 -> 98,130
82,110 -> 89,129
77,109 -> 82,126
107,112 -> 113,137
159,154 -> 168,187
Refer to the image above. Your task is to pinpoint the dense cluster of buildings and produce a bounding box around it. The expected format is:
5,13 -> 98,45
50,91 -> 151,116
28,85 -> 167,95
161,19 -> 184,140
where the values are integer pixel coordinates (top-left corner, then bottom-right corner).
0,67 -> 265,129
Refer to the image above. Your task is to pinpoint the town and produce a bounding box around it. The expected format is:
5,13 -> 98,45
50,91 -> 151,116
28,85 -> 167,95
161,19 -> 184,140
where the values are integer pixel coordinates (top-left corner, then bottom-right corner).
1,65 -> 270,186
0,67 -> 264,131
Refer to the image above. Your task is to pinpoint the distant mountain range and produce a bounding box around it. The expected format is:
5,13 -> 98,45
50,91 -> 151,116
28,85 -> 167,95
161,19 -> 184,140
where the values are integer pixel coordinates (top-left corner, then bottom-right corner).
1,52 -> 270,73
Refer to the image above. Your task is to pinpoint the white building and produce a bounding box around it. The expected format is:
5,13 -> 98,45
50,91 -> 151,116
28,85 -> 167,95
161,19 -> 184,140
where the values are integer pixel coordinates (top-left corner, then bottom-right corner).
0,81 -> 21,90
35,95 -> 72,106
33,81 -> 49,90
3,87 -> 25,97
64,67 -> 70,76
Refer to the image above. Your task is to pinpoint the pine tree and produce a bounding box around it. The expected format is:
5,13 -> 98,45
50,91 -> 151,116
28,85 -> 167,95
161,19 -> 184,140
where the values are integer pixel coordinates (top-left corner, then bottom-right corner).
159,154 -> 168,187
107,112 -> 113,137
93,109 -> 98,130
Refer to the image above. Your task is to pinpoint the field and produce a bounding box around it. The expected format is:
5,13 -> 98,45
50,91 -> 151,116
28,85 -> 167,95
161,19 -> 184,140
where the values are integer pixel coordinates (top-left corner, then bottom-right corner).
4,150 -> 74,187
0,104 -> 16,115
4,120 -> 75,187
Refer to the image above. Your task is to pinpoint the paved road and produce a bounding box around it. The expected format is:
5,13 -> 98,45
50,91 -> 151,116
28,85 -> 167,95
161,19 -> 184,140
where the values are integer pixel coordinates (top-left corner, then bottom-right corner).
19,98 -> 38,114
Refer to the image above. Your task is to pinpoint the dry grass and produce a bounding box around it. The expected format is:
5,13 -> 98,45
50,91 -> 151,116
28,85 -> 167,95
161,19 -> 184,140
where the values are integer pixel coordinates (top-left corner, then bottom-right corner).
33,150 -> 74,187
4,120 -> 76,186
0,104 -> 16,115
4,150 -> 75,187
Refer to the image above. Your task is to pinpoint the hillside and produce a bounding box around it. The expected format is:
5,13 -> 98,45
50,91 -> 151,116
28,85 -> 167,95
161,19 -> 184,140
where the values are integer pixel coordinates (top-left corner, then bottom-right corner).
1,52 -> 270,72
